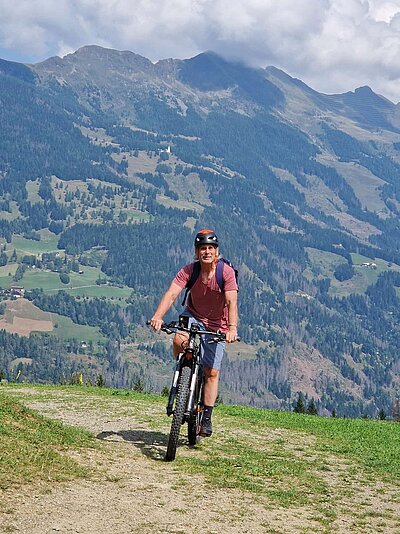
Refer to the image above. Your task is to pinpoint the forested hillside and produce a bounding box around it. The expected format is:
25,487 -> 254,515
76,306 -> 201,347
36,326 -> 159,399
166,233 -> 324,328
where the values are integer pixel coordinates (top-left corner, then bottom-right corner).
1,46 -> 400,417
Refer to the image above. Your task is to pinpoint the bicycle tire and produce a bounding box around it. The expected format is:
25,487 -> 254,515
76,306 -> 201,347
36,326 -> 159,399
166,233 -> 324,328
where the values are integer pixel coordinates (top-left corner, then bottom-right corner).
188,380 -> 202,446
187,413 -> 197,446
165,365 -> 191,461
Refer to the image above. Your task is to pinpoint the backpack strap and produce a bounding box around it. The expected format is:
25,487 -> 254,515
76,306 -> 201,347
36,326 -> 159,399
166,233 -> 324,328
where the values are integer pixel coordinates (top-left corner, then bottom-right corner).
216,259 -> 225,291
217,258 -> 239,291
181,261 -> 201,306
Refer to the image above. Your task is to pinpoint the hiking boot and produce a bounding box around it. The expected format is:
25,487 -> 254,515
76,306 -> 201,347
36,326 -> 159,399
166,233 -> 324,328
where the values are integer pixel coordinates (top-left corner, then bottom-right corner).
199,418 -> 212,437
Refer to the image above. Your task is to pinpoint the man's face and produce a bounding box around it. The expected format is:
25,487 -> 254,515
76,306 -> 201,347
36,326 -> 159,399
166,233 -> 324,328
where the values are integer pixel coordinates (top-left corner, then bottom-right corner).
197,245 -> 218,264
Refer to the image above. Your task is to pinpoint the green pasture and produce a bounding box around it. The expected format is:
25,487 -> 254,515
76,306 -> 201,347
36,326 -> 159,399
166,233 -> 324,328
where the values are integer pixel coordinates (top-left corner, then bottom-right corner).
305,247 -> 345,278
50,313 -> 104,343
306,248 -> 400,297
156,194 -> 204,213
351,252 -> 400,272
25,179 -> 42,203
0,265 -> 17,287
0,201 -> 20,221
125,209 -> 151,222
330,253 -> 400,297
10,233 -> 59,256
63,284 -> 132,300
19,266 -> 132,300
0,298 -> 104,344
16,270 -> 61,291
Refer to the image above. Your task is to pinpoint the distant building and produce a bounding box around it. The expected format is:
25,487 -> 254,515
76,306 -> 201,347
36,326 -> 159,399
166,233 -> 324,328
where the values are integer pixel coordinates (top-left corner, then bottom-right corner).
10,286 -> 25,297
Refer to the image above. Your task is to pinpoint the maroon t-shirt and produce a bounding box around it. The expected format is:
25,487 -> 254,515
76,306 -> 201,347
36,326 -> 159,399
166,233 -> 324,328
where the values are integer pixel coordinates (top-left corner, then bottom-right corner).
173,262 -> 238,332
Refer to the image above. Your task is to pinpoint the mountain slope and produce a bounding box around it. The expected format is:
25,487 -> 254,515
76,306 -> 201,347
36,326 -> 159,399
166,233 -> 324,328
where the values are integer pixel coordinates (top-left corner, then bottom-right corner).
1,46 -> 400,416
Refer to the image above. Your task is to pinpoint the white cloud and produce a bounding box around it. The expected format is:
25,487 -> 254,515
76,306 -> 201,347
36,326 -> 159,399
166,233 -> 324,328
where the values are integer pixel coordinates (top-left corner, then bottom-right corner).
1,0 -> 400,102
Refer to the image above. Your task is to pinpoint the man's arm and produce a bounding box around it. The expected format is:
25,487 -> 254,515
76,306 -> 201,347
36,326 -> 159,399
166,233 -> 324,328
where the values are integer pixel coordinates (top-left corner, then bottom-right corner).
225,289 -> 238,343
150,281 -> 182,331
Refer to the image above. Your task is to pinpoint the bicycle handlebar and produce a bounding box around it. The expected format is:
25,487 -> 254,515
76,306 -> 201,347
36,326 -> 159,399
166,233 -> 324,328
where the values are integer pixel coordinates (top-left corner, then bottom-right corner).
146,320 -> 240,342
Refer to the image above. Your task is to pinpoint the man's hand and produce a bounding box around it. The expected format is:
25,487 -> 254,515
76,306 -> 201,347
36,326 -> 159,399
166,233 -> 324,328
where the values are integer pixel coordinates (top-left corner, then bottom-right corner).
226,326 -> 238,343
150,318 -> 163,332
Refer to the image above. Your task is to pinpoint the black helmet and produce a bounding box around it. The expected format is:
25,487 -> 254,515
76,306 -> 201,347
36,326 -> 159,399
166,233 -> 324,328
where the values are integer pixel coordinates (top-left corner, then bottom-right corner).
194,229 -> 219,248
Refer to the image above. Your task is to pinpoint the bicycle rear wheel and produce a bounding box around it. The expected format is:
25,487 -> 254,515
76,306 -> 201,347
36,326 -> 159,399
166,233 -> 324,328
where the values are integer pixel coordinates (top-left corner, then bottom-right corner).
165,365 -> 191,461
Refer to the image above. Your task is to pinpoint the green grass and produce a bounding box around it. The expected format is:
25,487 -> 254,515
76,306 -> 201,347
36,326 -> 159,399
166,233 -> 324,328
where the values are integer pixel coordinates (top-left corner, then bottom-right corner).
51,313 -> 104,343
0,390 -> 96,490
125,210 -> 151,222
17,266 -> 132,299
0,265 -> 17,287
3,383 -> 400,531
10,233 -> 59,256
156,194 -> 204,213
0,201 -> 20,221
18,269 -> 64,291
329,253 -> 400,297
174,403 -> 400,518
218,405 -> 400,480
25,179 -> 41,204
306,248 -> 400,297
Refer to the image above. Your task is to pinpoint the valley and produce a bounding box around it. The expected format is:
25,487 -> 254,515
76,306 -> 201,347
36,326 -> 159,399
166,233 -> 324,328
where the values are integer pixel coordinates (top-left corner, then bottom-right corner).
1,46 -> 400,417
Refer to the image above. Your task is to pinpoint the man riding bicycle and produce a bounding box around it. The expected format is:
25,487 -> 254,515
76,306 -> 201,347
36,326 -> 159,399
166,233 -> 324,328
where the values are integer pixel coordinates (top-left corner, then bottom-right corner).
150,229 -> 239,437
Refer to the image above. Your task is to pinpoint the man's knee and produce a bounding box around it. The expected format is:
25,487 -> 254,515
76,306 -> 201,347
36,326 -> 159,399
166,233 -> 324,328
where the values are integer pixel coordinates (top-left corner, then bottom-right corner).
204,367 -> 219,380
173,333 -> 189,356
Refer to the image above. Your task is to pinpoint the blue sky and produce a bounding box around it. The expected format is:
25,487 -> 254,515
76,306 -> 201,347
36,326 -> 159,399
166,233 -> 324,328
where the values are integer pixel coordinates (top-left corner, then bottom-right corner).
1,0 -> 400,103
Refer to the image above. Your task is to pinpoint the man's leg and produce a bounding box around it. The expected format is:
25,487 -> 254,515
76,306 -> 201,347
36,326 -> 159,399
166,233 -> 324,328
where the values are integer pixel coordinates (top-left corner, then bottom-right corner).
203,367 -> 219,406
200,367 -> 219,437
173,332 -> 188,358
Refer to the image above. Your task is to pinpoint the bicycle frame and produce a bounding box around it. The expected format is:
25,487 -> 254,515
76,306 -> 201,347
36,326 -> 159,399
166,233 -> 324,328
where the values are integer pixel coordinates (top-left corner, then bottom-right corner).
148,319 -> 226,460
166,322 -> 209,421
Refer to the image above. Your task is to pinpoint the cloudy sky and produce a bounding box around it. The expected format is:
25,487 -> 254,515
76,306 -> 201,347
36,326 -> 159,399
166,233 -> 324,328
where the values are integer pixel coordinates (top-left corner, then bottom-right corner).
1,0 -> 400,103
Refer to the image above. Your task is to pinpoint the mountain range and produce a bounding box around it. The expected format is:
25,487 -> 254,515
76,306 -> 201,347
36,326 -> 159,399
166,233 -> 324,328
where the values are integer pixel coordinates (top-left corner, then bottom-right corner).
1,45 -> 400,417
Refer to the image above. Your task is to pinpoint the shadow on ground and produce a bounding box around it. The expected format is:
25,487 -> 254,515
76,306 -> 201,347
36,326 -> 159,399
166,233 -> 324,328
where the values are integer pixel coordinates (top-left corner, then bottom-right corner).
96,429 -> 174,461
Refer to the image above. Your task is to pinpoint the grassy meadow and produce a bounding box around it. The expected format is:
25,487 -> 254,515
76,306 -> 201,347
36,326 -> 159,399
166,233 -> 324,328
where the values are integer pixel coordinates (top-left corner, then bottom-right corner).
1,383 -> 399,532
305,247 -> 400,297
19,265 -> 132,300
0,388 -> 95,491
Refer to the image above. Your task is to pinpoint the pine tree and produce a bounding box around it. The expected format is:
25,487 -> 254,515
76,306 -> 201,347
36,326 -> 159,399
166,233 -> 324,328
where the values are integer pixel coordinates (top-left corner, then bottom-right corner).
294,393 -> 305,413
306,398 -> 318,415
133,378 -> 144,393
96,374 -> 105,387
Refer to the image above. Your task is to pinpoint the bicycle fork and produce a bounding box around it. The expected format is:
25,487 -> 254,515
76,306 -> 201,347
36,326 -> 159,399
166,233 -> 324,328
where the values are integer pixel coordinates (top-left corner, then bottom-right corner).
186,362 -> 200,417
166,353 -> 200,419
166,353 -> 182,416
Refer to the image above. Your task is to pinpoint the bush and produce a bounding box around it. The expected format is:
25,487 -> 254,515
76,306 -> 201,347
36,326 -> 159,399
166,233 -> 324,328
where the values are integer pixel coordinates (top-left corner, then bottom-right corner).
334,262 -> 355,281
59,273 -> 70,284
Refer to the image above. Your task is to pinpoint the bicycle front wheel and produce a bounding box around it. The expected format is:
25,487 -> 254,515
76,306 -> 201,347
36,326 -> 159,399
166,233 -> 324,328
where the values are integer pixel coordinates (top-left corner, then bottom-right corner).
188,380 -> 203,446
165,365 -> 191,461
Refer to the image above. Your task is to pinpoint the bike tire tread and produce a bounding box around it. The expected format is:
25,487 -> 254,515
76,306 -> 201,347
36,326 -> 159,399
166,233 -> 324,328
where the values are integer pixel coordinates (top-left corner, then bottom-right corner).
165,365 -> 191,461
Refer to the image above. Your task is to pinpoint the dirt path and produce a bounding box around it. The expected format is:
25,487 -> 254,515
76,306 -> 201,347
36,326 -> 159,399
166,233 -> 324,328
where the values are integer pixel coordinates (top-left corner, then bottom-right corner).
1,388 -> 399,534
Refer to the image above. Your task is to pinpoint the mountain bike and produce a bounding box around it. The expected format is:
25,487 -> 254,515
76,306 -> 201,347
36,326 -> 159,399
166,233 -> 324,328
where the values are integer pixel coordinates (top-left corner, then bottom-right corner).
148,317 -> 227,461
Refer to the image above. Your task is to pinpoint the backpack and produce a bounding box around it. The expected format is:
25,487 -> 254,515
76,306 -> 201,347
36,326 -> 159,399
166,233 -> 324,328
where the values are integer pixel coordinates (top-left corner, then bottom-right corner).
181,258 -> 239,306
